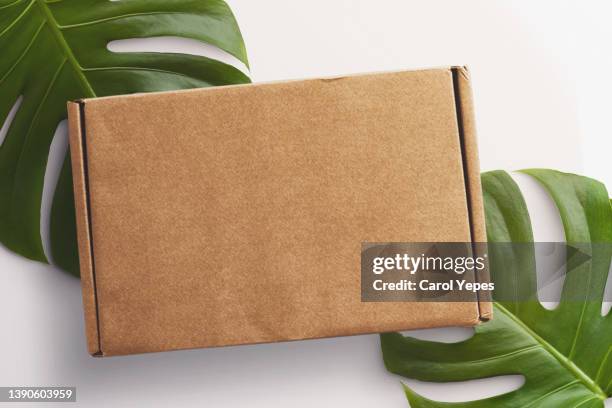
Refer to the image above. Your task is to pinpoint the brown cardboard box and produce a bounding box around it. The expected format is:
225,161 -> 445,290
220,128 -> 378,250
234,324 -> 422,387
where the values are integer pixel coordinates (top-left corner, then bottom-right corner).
68,66 -> 492,357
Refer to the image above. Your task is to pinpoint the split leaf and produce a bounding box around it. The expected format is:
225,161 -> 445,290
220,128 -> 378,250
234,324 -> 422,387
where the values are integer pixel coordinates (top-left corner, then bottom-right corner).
0,0 -> 249,275
382,169 -> 612,407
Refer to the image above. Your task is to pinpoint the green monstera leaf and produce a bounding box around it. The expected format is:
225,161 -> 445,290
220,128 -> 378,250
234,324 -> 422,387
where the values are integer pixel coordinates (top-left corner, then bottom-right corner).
381,169 -> 612,407
0,0 -> 250,276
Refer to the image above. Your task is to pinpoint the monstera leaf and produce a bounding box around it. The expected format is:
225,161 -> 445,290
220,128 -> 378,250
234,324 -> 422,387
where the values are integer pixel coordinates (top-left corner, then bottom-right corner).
382,170 -> 612,407
0,0 -> 250,275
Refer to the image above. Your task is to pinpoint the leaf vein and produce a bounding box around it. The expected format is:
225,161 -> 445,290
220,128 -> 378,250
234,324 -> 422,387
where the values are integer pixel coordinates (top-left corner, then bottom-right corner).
82,66 -> 194,80
59,11 -> 198,30
573,396 -> 599,408
463,344 -> 541,365
0,0 -> 35,39
0,20 -> 45,86
0,0 -> 26,10
523,380 -> 580,408
568,253 -> 593,360
594,345 -> 611,384
34,0 -> 96,97
497,303 -> 606,399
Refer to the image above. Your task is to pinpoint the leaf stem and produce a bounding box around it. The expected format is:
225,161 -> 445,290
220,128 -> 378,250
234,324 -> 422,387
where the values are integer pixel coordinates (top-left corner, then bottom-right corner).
34,0 -> 96,98
496,303 -> 607,400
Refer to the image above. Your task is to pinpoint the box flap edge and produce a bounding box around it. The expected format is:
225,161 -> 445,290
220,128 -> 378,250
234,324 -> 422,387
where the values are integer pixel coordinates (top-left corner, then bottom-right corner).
451,67 -> 493,322
67,101 -> 104,355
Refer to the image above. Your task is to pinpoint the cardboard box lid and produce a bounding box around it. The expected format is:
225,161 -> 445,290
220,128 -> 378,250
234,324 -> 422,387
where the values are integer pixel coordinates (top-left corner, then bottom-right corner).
68,66 -> 492,357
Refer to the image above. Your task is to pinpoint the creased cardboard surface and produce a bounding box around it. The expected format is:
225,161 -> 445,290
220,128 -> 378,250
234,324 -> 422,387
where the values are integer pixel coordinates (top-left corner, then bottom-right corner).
69,67 -> 488,356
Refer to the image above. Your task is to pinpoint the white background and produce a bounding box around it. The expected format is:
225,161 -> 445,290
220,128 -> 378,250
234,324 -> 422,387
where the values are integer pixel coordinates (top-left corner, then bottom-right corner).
1,1 -> 611,407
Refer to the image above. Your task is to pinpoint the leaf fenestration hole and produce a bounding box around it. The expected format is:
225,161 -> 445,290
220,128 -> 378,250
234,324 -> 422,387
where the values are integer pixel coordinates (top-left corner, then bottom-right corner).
602,260 -> 612,316
400,327 -> 474,343
511,172 -> 565,310
41,120 -> 68,264
0,95 -> 23,148
106,36 -> 249,76
403,375 -> 525,403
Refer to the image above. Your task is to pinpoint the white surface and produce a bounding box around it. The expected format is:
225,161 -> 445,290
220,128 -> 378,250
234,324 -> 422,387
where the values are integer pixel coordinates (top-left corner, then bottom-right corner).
1,1 -> 611,407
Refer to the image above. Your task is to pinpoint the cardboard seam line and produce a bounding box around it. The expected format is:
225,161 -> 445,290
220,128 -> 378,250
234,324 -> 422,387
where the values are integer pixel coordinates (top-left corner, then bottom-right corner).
451,67 -> 486,322
77,102 -> 104,356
